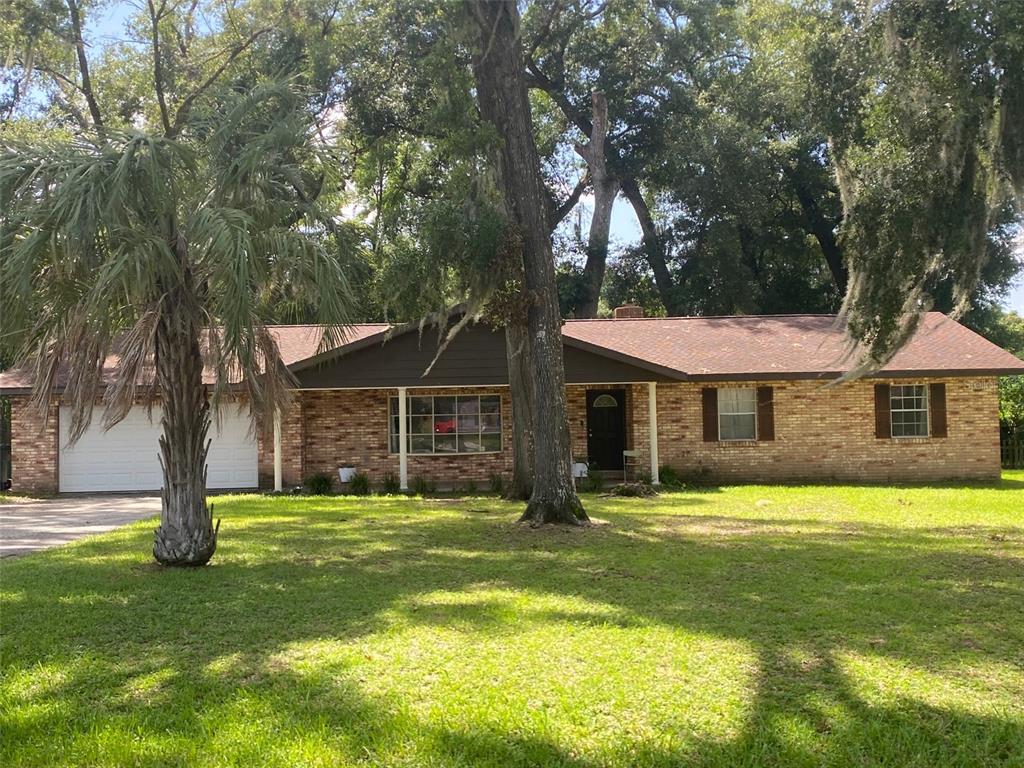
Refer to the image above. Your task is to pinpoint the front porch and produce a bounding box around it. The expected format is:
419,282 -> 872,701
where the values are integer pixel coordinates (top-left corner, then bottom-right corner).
262,382 -> 663,491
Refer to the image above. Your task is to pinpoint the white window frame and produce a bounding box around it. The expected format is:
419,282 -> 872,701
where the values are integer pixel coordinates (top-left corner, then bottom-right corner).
718,387 -> 758,442
890,383 -> 929,439
388,394 -> 502,455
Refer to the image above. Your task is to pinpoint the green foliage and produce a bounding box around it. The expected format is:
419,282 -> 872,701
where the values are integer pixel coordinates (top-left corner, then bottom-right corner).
304,472 -> 333,495
1,74 -> 359,437
1000,377 -> 1024,433
488,473 -> 504,495
348,472 -> 371,496
658,465 -> 685,489
806,0 -> 1024,368
411,475 -> 435,496
381,472 -> 401,495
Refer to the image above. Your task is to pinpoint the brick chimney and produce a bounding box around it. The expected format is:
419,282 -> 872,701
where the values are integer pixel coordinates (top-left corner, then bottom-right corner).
613,304 -> 644,319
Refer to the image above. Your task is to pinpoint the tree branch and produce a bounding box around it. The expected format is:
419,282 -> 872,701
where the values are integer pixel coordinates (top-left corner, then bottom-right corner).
525,57 -> 593,138
168,27 -> 271,137
147,0 -> 173,135
526,52 -> 685,315
620,176 -> 681,315
550,171 -> 589,229
66,0 -> 105,132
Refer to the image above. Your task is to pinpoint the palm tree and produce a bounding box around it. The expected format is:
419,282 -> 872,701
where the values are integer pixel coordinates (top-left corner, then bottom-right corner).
0,82 -> 356,565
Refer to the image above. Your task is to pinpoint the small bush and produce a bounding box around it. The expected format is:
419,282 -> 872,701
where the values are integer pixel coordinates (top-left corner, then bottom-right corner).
381,472 -> 401,495
489,473 -> 505,495
609,481 -> 658,497
657,463 -> 713,489
584,469 -> 604,493
411,475 -> 435,496
304,472 -> 333,495
349,472 -> 370,496
658,465 -> 684,488
464,479 -> 478,495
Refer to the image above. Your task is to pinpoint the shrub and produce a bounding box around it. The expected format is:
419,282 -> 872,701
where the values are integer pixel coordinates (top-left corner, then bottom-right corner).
489,473 -> 504,495
381,472 -> 401,495
658,465 -> 684,488
411,475 -> 435,496
584,468 -> 604,493
304,472 -> 333,495
464,479 -> 478,495
658,463 -> 713,488
348,472 -> 370,496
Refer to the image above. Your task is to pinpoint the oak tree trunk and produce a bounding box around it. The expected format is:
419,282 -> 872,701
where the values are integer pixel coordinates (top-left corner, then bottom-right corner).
575,92 -> 619,319
787,169 -> 848,295
468,0 -> 587,525
152,275 -> 218,566
505,320 -> 534,500
621,177 -> 684,316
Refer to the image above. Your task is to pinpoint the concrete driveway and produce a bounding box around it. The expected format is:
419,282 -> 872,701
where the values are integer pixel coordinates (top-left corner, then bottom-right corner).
0,496 -> 161,558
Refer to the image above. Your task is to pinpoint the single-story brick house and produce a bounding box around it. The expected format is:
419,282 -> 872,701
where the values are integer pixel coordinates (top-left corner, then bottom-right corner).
2,308 -> 1022,494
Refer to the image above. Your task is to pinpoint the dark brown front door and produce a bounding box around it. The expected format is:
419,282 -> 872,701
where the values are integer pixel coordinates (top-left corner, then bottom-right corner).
586,389 -> 626,471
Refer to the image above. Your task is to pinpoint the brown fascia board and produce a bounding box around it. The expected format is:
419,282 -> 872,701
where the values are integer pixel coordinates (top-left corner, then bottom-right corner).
0,386 -> 34,395
684,367 -> 1024,382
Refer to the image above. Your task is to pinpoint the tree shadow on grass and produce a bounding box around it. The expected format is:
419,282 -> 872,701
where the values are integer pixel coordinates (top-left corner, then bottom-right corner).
2,497 -> 1023,766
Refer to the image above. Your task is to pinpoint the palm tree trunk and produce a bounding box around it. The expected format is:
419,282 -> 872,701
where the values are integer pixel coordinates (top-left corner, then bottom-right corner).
152,286 -> 218,566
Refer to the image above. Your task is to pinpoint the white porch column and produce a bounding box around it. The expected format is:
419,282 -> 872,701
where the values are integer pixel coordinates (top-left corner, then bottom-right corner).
273,409 -> 283,492
398,386 -> 409,490
648,382 -> 660,485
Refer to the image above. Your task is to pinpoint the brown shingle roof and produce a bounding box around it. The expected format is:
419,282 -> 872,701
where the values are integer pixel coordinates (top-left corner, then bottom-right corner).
562,312 -> 1024,379
0,324 -> 389,392
1,312 -> 1020,392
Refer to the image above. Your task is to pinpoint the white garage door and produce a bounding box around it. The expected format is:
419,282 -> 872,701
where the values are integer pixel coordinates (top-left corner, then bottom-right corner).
59,405 -> 258,492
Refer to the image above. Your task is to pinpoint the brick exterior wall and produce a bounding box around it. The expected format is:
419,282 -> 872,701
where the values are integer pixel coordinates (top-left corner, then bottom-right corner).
9,395 -> 59,494
8,376 -> 1002,494
566,383 -> 653,478
652,377 -> 1000,482
277,388 -> 514,490
256,399 -> 305,489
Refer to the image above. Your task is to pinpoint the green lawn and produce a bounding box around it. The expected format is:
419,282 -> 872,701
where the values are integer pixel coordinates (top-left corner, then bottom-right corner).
2,475 -> 1023,767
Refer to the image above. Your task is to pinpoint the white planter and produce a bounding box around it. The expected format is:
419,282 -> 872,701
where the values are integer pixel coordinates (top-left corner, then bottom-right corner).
338,467 -> 358,483
572,462 -> 589,479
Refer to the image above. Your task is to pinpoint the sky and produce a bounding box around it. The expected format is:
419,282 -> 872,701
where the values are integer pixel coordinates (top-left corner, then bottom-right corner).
86,4 -> 1024,315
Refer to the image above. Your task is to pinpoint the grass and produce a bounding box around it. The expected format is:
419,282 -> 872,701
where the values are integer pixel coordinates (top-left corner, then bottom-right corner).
0,492 -> 37,504
2,474 -> 1023,767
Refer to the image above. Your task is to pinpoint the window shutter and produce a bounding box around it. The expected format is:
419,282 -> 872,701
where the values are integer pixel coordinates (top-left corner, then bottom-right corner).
874,384 -> 891,439
702,388 -> 718,442
756,386 -> 775,441
929,383 -> 947,438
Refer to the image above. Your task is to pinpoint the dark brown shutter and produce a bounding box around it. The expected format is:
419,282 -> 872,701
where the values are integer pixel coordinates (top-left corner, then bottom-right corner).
702,388 -> 718,442
874,383 -> 891,439
756,386 -> 775,441
929,383 -> 947,438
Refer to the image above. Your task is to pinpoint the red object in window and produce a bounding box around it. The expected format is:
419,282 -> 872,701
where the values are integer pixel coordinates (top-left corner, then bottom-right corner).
434,419 -> 456,434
